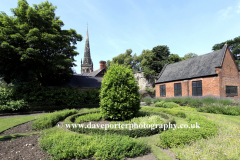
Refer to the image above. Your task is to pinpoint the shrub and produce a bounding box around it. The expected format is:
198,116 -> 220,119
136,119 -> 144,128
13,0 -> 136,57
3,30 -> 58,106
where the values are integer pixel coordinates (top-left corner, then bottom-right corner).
13,86 -> 100,107
100,64 -> 140,120
198,103 -> 240,115
0,100 -> 28,111
39,128 -> 150,160
157,115 -> 218,148
32,109 -> 77,130
141,107 -> 186,118
154,101 -> 165,107
164,102 -> 179,108
75,112 -> 102,123
153,98 -> 163,103
143,97 -> 152,106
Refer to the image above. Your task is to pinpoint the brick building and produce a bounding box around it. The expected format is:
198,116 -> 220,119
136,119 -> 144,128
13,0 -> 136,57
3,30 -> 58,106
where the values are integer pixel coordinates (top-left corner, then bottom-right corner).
155,44 -> 240,100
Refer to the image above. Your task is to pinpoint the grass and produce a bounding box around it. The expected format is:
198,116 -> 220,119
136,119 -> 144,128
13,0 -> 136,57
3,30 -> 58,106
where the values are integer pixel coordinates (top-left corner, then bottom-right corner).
171,114 -> 240,160
1,106 -> 239,160
0,115 -> 38,133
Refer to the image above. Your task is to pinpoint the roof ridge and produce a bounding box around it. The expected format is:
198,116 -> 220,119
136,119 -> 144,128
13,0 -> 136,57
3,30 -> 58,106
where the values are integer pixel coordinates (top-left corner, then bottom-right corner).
167,48 -> 224,67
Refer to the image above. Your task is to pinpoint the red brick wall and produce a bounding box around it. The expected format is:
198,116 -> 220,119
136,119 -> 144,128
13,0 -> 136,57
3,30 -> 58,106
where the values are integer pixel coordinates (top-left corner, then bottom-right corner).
155,76 -> 220,98
155,47 -> 240,100
219,48 -> 240,100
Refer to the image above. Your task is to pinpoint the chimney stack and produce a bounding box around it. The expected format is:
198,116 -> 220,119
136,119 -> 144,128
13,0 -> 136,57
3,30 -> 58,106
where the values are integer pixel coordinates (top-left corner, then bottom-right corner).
99,61 -> 106,70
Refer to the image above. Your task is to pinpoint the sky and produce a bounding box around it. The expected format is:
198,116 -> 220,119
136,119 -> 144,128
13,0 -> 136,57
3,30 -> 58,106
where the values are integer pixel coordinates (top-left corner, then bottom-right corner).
1,0 -> 240,74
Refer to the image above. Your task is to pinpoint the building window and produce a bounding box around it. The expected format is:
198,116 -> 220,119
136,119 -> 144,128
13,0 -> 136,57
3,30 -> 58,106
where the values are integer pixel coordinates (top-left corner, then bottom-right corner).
174,83 -> 182,96
192,81 -> 202,96
160,85 -> 166,97
226,86 -> 238,96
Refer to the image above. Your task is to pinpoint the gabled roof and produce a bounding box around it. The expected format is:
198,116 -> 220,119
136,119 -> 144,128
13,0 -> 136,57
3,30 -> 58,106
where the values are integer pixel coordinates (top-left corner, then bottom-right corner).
156,44 -> 228,84
81,68 -> 106,77
61,74 -> 102,88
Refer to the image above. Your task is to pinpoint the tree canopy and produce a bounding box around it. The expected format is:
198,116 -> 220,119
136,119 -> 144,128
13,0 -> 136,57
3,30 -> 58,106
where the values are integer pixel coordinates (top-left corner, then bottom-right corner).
212,36 -> 240,66
107,45 -> 185,79
183,53 -> 198,60
0,0 -> 82,86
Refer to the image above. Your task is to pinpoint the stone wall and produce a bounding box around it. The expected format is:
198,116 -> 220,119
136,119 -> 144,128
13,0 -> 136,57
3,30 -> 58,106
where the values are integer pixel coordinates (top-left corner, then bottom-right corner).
133,72 -> 156,90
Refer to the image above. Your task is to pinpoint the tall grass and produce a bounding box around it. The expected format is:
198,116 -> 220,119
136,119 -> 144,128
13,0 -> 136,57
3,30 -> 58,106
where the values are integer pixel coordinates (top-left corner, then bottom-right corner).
162,96 -> 234,108
198,103 -> 240,115
171,115 -> 240,160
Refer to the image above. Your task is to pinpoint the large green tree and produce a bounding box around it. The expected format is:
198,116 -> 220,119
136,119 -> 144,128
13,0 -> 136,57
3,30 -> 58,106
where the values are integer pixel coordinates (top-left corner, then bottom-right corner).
212,36 -> 240,66
140,45 -> 170,78
106,49 -> 141,73
0,0 -> 82,86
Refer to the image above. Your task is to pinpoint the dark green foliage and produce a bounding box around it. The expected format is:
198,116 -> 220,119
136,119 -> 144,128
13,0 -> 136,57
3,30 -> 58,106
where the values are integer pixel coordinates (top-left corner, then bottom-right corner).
13,86 -> 100,107
31,109 -> 77,130
39,128 -> 150,160
198,103 -> 240,115
0,88 -> 28,111
140,107 -> 186,118
212,36 -> 240,66
100,64 -> 140,120
0,99 -> 28,111
0,0 -> 82,86
143,97 -> 152,106
157,115 -> 218,148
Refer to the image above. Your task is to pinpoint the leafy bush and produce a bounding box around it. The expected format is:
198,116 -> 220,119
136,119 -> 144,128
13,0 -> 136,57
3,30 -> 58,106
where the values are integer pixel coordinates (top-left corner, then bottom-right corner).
32,109 -> 77,130
155,101 -> 179,108
75,112 -> 102,123
198,103 -> 240,115
0,88 -> 13,105
100,64 -> 140,120
13,86 -> 100,107
153,98 -> 163,103
143,97 -> 152,106
39,128 -> 150,160
157,115 -> 218,148
141,107 -> 186,118
154,101 -> 165,107
0,100 -> 28,111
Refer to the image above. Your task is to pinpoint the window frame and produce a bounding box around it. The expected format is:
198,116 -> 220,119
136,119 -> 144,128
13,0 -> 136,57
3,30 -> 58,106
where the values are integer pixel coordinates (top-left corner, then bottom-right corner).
192,80 -> 202,96
226,86 -> 238,96
160,84 -> 166,97
174,83 -> 182,96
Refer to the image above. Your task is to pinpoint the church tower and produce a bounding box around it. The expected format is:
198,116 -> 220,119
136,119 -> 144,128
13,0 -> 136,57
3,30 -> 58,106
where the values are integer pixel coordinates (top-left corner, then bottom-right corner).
81,25 -> 93,73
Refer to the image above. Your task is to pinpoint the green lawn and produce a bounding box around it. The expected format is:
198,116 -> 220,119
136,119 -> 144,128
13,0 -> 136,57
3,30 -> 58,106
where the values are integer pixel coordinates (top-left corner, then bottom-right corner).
0,115 -> 39,133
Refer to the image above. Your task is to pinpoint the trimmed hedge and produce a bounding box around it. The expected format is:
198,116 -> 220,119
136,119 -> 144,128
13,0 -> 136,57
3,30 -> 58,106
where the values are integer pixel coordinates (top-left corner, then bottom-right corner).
32,109 -> 78,130
140,107 -> 186,118
154,101 -> 179,108
157,114 -> 218,148
67,111 -> 175,137
39,128 -> 150,160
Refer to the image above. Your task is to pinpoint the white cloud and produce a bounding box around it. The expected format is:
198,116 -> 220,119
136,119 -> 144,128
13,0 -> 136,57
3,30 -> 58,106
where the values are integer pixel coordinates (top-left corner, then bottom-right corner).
218,6 -> 232,20
236,2 -> 240,13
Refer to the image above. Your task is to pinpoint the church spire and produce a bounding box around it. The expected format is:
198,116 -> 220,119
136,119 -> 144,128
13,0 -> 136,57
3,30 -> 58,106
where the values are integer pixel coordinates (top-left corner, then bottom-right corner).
81,24 -> 93,73
83,24 -> 92,64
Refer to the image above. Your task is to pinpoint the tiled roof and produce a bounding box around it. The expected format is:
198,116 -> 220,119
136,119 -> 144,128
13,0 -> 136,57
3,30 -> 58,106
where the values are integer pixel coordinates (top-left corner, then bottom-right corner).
156,44 -> 228,83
